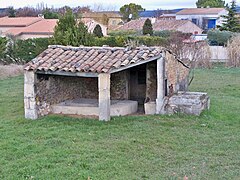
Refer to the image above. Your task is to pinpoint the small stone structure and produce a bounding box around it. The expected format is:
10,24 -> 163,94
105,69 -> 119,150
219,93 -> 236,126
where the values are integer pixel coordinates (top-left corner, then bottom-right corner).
24,45 -> 209,121
167,92 -> 210,115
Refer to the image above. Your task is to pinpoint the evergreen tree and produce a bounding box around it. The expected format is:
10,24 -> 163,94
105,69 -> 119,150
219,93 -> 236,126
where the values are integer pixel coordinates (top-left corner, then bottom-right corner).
93,24 -> 104,38
120,3 -> 144,22
43,8 -> 59,19
196,0 -> 225,8
7,6 -> 16,17
53,10 -> 92,46
218,0 -> 240,32
143,18 -> 153,36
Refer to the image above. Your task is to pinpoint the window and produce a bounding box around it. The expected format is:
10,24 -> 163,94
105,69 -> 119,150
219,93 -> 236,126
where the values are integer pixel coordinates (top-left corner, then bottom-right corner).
192,18 -> 197,24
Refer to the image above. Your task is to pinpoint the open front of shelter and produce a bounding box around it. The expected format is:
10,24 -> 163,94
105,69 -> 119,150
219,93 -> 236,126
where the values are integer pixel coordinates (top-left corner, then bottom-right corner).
24,45 -> 208,121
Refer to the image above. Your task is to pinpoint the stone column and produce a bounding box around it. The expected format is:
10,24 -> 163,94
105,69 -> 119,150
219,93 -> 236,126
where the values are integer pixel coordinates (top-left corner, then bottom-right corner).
156,56 -> 165,114
24,71 -> 38,119
98,73 -> 111,121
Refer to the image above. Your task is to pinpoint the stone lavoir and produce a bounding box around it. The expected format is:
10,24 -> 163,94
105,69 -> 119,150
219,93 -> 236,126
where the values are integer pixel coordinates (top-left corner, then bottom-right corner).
24,45 -> 210,121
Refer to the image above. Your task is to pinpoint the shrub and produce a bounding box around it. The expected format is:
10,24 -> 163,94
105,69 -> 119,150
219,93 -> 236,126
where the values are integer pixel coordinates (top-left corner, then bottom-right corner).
5,38 -> 50,64
153,30 -> 172,38
135,36 -> 167,46
108,30 -> 141,36
0,37 -> 7,61
207,30 -> 235,46
90,36 -> 167,47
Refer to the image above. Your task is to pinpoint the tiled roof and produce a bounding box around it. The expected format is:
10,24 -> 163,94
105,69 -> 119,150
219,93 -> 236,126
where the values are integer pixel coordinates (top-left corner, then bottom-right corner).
5,19 -> 58,36
82,12 -> 122,18
153,20 -> 194,31
117,19 -> 146,31
0,16 -> 42,27
117,19 -> 202,32
176,8 -> 225,15
24,45 -> 163,73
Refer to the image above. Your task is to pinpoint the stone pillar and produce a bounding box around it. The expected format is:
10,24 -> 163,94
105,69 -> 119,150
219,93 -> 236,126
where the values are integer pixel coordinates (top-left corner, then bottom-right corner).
156,56 -> 165,114
98,73 -> 111,121
24,71 -> 38,119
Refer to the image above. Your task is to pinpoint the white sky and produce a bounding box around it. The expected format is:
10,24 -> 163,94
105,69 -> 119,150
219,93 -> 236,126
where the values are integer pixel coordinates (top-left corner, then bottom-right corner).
0,0 -> 236,10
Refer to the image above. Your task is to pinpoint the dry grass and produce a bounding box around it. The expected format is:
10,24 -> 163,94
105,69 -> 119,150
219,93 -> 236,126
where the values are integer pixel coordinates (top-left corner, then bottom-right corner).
227,36 -> 240,67
0,64 -> 23,79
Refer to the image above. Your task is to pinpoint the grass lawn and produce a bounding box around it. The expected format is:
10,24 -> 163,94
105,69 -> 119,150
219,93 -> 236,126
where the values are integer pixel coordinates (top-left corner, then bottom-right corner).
0,67 -> 240,179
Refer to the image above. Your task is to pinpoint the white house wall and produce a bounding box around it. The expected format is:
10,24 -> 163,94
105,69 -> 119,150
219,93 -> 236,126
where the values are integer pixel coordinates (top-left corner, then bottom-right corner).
18,34 -> 53,40
176,9 -> 228,28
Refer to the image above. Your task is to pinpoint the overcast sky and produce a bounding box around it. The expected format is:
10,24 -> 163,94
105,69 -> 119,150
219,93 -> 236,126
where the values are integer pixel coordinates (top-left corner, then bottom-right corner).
0,0 -> 236,10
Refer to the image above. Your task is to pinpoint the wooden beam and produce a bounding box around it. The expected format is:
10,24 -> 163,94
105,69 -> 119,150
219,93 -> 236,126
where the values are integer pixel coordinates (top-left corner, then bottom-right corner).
109,55 -> 162,74
36,70 -> 98,78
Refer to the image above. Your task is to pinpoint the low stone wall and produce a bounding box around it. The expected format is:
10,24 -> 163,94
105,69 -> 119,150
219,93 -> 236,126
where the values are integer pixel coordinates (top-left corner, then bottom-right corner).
166,92 -> 210,115
144,92 -> 210,116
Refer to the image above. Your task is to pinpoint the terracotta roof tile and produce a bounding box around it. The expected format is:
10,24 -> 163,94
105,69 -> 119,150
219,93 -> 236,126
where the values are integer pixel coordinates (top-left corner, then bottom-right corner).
176,8 -> 225,15
0,16 -> 42,27
117,19 -> 202,32
24,45 -> 164,73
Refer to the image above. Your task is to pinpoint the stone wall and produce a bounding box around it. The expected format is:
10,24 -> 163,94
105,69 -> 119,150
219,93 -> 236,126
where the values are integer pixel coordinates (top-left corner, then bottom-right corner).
35,72 -> 129,116
110,70 -> 129,100
146,62 -> 157,102
165,51 -> 189,93
35,74 -> 98,116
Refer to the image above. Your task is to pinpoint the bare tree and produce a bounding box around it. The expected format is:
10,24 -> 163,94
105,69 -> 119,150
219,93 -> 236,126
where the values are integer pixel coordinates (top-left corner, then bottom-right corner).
227,36 -> 240,67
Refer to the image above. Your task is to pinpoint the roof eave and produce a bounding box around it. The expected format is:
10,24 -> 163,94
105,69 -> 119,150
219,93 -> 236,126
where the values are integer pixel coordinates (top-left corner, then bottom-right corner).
109,54 -> 163,74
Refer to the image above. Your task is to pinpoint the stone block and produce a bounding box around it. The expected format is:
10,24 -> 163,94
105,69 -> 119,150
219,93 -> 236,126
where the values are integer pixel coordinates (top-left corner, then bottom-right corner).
24,71 -> 35,84
24,83 -> 35,98
166,91 -> 210,116
98,73 -> 111,121
144,102 -> 156,115
25,109 -> 38,120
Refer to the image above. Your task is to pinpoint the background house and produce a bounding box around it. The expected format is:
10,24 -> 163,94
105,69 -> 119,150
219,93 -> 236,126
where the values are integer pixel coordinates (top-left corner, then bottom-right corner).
81,18 -> 107,36
82,11 -> 123,30
4,19 -> 57,39
176,8 -> 228,31
0,17 -> 42,35
117,18 -> 203,34
0,16 -> 107,39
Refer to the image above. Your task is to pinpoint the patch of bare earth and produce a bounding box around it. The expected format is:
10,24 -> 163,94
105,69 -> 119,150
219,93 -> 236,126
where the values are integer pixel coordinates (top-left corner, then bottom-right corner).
0,64 -> 23,79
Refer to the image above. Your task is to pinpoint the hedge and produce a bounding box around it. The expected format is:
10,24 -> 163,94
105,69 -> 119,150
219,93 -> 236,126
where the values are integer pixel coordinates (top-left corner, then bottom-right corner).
90,36 -> 167,47
2,38 -> 50,64
1,35 -> 169,64
207,30 -> 235,46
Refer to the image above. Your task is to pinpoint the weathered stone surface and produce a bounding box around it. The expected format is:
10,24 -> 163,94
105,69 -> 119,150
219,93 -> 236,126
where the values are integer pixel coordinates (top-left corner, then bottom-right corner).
111,70 -> 129,100
24,83 -> 35,98
24,71 -> 38,119
24,71 -> 35,84
98,73 -> 110,121
165,51 -> 189,93
166,92 -> 210,115
144,102 -> 156,115
25,109 -> 38,120
146,62 -> 157,102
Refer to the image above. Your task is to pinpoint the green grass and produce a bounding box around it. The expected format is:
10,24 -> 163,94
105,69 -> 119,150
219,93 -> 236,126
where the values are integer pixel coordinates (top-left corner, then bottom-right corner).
0,67 -> 240,179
